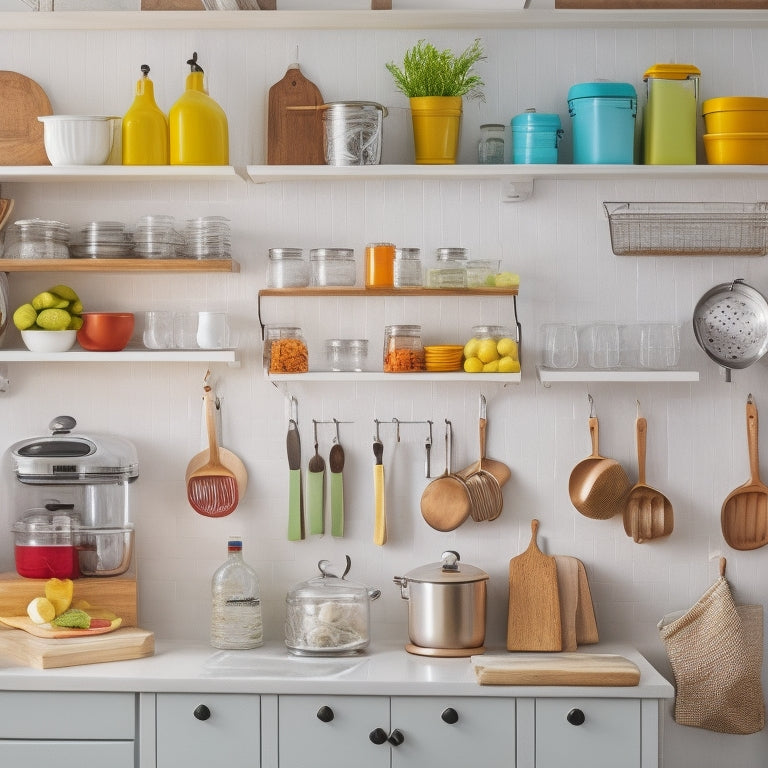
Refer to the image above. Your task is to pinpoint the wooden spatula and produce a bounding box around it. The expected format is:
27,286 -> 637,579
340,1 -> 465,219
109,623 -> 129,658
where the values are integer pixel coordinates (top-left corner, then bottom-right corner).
507,519 -> 562,651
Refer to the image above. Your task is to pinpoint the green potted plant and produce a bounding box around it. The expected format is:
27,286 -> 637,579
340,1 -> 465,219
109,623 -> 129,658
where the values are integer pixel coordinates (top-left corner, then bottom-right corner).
386,38 -> 485,164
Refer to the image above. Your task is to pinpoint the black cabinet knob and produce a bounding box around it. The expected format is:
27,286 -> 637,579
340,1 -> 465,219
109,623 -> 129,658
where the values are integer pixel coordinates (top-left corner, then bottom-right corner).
369,727 -> 388,745
388,728 -> 405,746
316,705 -> 334,723
566,708 -> 586,726
193,704 -> 211,721
441,707 -> 459,724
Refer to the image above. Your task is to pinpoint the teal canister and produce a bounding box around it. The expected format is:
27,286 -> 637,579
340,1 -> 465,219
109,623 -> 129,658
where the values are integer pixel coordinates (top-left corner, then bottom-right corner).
567,82 -> 637,164
510,109 -> 564,164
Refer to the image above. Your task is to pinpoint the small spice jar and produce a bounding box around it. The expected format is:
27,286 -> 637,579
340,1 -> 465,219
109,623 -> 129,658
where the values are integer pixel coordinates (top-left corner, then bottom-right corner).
310,248 -> 356,287
383,324 -> 425,372
393,247 -> 422,288
365,242 -> 396,288
267,248 -> 309,288
264,325 -> 309,374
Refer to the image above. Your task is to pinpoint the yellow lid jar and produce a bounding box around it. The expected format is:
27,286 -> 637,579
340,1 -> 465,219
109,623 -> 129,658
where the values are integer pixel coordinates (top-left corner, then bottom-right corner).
169,52 -> 229,166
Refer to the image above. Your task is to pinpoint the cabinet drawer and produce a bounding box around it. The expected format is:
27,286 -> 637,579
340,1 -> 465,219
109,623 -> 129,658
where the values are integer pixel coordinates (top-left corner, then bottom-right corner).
535,698 -> 640,768
157,693 -> 261,768
0,691 -> 135,739
0,740 -> 134,767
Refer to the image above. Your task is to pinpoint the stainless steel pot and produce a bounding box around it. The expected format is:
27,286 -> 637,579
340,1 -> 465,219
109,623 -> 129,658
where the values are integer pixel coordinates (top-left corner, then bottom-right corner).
393,550 -> 488,650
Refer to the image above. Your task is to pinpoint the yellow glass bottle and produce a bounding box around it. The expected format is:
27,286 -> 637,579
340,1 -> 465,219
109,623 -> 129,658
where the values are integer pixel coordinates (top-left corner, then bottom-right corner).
122,65 -> 169,166
169,52 -> 229,166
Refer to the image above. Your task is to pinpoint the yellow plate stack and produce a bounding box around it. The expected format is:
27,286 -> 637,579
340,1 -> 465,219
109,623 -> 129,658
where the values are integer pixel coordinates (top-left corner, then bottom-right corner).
424,345 -> 464,372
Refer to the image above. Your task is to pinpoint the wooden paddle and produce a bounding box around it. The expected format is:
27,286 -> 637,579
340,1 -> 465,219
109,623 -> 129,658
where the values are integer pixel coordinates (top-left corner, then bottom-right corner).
722,394 -> 768,550
186,387 -> 239,517
0,71 -> 52,165
575,559 -> 599,645
553,555 -> 579,651
267,63 -> 325,165
507,519 -> 562,651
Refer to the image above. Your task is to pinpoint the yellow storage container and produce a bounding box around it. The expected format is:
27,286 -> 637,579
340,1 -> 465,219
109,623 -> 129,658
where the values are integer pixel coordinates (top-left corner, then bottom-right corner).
703,132 -> 768,165
122,65 -> 169,166
702,97 -> 768,134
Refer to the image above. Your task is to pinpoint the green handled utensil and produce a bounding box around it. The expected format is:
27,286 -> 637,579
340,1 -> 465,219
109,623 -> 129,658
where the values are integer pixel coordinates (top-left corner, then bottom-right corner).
286,419 -> 304,541
329,422 -> 345,537
307,420 -> 325,535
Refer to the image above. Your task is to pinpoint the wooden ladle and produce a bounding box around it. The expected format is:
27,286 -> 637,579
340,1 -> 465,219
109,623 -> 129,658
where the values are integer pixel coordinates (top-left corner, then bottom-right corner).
721,394 -> 768,550
623,416 -> 673,543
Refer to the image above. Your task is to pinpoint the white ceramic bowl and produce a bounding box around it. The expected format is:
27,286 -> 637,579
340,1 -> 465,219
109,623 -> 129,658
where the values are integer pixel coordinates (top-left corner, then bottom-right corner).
37,115 -> 118,166
21,329 -> 77,353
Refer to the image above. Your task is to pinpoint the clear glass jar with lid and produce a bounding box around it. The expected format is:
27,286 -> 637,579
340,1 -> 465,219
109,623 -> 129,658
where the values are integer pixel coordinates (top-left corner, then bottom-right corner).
267,248 -> 309,288
4,219 -> 70,260
325,339 -> 369,372
264,325 -> 309,374
426,247 -> 469,289
393,247 -> 423,288
285,556 -> 381,656
310,247 -> 356,287
383,324 -> 425,372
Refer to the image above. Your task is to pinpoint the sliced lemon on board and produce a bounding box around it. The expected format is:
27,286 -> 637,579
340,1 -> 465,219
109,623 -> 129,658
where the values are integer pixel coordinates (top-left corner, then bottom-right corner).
27,597 -> 56,625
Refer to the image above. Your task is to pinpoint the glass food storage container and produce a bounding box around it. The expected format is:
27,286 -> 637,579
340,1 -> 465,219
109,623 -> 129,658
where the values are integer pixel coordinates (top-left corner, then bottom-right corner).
264,325 -> 308,374
325,339 -> 369,372
267,248 -> 309,288
426,247 -> 469,289
310,248 -> 356,287
285,557 -> 381,656
383,324 -> 425,372
4,219 -> 70,259
365,242 -> 396,288
393,247 -> 422,288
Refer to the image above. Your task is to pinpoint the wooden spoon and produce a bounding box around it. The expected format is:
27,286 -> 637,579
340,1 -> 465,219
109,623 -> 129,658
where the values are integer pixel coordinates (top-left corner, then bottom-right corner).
722,394 -> 768,550
623,417 -> 673,543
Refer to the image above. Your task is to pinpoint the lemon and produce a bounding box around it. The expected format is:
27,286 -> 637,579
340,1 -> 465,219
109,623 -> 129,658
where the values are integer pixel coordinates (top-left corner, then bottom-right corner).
45,577 -> 74,616
36,308 -> 72,331
13,303 -> 38,330
463,356 -> 484,373
68,315 -> 84,331
27,597 -> 56,625
32,291 -> 69,311
483,359 -> 500,373
477,338 -> 499,364
463,337 -> 480,359
48,284 -> 79,302
498,356 -> 521,373
70,300 -> 84,315
495,272 -> 520,288
497,338 -> 518,359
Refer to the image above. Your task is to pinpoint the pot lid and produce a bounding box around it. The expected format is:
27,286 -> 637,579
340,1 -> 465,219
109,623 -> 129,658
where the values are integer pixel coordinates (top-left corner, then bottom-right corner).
644,63 -> 701,80
511,108 -> 562,130
286,556 -> 381,602
702,96 -> 768,114
10,416 -> 139,483
567,81 -> 637,101
400,550 -> 489,584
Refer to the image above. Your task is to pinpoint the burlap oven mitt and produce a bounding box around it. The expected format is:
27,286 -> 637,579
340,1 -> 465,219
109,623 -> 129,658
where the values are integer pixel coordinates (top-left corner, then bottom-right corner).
658,562 -> 765,735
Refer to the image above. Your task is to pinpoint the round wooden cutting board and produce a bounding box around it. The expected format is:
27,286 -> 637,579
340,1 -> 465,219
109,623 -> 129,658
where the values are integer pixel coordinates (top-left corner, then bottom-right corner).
0,71 -> 52,166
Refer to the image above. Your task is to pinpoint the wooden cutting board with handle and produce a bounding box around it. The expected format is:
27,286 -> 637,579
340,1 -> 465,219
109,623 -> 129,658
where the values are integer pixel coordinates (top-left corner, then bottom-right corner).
267,64 -> 325,165
553,555 -> 579,652
507,519 -> 562,651
575,558 -> 599,644
0,71 -> 52,166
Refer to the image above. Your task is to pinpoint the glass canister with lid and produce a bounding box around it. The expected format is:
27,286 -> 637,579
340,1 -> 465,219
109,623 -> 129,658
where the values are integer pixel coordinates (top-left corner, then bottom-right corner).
263,325 -> 309,374
393,247 -> 423,288
383,324 -> 425,372
426,247 -> 469,289
310,248 -> 356,287
285,556 -> 381,656
267,248 -> 309,288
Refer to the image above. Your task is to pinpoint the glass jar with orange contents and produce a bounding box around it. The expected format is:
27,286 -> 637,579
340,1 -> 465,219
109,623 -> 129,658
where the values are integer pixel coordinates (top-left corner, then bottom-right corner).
383,325 -> 425,372
365,242 -> 396,288
264,325 -> 309,374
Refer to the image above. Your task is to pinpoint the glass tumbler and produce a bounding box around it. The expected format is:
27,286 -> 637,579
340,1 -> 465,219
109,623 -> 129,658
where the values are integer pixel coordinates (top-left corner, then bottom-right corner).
539,323 -> 578,369
640,323 -> 681,369
585,322 -> 620,369
143,311 -> 174,349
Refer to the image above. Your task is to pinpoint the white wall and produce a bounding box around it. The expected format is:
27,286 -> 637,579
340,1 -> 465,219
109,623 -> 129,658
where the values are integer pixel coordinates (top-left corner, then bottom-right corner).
0,15 -> 767,767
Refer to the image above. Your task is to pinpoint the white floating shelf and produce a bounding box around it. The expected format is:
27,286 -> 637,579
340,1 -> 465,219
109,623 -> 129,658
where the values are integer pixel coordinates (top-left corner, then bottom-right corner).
0,166 -> 243,184
267,371 -> 521,383
536,366 -> 699,384
0,349 -> 239,365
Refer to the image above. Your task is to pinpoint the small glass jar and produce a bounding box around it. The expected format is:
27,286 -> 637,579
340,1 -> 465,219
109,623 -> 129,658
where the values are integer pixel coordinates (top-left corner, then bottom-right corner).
478,123 -> 506,164
365,242 -> 396,288
310,248 -> 356,287
473,324 -> 516,344
267,248 -> 309,288
264,325 -> 308,374
393,247 -> 422,288
325,339 -> 369,372
383,324 -> 425,372
426,247 -> 469,289
466,259 -> 501,288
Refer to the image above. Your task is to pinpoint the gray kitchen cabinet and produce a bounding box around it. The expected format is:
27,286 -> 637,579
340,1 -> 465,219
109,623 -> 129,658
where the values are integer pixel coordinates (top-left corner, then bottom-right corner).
277,694 -> 515,768
0,690 -> 136,768
156,692 -> 261,768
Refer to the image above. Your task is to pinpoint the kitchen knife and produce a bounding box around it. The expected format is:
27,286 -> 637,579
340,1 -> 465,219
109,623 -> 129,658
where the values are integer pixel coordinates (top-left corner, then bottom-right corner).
286,419 -> 304,541
373,436 -> 386,546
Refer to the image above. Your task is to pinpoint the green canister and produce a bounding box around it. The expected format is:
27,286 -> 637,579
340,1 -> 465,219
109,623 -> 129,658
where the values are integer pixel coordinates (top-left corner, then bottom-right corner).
643,63 -> 701,165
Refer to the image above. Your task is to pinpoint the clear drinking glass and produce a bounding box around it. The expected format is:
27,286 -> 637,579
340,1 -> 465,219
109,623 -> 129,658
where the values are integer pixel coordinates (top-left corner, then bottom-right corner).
539,323 -> 578,369
143,311 -> 174,349
640,323 -> 681,369
585,322 -> 620,369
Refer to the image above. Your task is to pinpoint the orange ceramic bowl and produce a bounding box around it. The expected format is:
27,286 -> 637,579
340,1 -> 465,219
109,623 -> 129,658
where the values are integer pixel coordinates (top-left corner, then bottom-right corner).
77,312 -> 135,351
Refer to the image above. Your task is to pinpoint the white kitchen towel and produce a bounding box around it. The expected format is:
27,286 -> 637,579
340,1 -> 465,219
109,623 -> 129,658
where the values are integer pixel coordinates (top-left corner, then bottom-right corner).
658,575 -> 765,735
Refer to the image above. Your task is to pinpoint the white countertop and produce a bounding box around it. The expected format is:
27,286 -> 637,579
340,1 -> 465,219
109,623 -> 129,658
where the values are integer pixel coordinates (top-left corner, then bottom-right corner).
0,640 -> 674,699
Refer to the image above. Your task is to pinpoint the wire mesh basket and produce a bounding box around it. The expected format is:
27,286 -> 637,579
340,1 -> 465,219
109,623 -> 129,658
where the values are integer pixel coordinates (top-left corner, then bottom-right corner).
604,202 -> 768,257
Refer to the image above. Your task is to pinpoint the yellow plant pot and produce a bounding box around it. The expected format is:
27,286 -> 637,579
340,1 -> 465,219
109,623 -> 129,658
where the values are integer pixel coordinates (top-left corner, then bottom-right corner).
410,96 -> 463,165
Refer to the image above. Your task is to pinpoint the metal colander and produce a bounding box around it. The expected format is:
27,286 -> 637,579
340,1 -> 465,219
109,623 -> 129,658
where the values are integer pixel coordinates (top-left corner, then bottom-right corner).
693,279 -> 768,381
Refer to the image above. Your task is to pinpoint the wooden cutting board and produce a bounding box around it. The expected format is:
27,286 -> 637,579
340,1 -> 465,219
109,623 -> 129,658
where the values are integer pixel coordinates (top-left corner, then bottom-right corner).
575,559 -> 599,645
507,519 -> 562,652
267,64 -> 325,165
0,71 -> 52,166
472,653 -> 640,686
0,615 -> 121,639
554,555 -> 579,652
0,626 -> 154,670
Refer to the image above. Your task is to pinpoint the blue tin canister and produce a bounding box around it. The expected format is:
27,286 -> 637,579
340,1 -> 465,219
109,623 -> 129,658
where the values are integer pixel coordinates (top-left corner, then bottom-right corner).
567,81 -> 637,164
510,109 -> 564,164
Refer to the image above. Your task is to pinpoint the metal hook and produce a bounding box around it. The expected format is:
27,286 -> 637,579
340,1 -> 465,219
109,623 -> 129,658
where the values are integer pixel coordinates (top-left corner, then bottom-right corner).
588,393 -> 595,418
289,395 -> 298,425
333,418 -> 340,444
374,419 -> 381,442
393,417 -> 401,442
636,399 -> 641,418
312,419 -> 319,452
